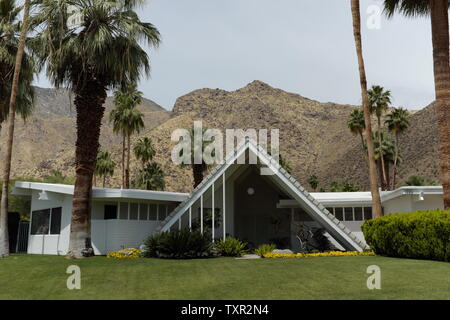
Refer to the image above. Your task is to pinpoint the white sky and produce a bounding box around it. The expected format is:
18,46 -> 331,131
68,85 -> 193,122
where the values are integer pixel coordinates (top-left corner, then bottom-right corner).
34,0 -> 436,110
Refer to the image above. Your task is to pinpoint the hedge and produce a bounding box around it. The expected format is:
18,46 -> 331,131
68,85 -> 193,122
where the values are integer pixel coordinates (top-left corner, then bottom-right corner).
361,210 -> 450,262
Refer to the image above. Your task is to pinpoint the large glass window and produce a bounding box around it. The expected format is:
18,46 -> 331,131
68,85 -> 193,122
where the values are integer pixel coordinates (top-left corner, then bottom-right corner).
104,205 -> 118,220
159,204 -> 167,221
129,203 -> 139,220
31,209 -> 50,235
354,207 -> 363,221
344,208 -> 354,221
31,208 -> 62,235
50,207 -> 62,234
139,204 -> 148,221
334,207 -> 344,221
119,202 -> 129,220
364,207 -> 373,220
149,204 -> 158,221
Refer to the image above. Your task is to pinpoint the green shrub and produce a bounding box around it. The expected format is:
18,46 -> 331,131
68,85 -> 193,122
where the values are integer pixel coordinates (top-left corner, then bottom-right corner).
255,244 -> 276,257
215,237 -> 248,257
143,229 -> 214,259
362,210 -> 450,262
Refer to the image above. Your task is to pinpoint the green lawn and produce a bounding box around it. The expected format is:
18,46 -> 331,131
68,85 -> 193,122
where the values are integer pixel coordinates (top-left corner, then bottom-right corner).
0,254 -> 449,300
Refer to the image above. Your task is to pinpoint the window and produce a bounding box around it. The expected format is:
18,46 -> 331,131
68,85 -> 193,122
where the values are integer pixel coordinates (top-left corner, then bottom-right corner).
354,207 -> 363,221
129,203 -> 139,220
50,207 -> 62,234
31,208 -> 62,235
31,209 -> 50,235
119,202 -> 128,220
364,207 -> 373,220
159,204 -> 167,221
334,207 -> 344,221
149,204 -> 158,221
344,208 -> 354,221
326,208 -> 334,215
104,205 -> 117,220
139,203 -> 148,221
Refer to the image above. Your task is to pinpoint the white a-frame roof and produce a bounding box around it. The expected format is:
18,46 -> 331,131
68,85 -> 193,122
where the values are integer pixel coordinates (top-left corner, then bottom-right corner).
156,139 -> 368,252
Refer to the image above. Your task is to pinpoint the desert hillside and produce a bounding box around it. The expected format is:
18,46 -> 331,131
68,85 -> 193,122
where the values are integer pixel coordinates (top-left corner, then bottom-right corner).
0,81 -> 440,192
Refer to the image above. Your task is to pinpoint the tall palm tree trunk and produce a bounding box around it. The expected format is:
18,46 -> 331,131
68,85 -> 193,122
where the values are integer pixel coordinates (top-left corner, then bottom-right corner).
68,77 -> 107,258
0,0 -> 30,258
392,133 -> 399,190
121,134 -> 125,188
351,0 -> 383,218
125,133 -> 131,189
378,118 -> 388,190
103,176 -> 106,188
430,0 -> 450,210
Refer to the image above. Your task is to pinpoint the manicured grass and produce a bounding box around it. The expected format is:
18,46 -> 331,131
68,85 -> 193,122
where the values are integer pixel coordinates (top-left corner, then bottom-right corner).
0,254 -> 449,300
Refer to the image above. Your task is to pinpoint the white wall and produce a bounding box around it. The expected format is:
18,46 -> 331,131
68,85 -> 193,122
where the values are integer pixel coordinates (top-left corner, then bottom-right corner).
28,191 -> 72,255
383,194 -> 444,215
92,220 -> 160,255
28,195 -> 176,255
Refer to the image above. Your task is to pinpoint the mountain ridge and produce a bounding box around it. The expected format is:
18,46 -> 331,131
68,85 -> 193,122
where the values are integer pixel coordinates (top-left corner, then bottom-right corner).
0,81 -> 440,193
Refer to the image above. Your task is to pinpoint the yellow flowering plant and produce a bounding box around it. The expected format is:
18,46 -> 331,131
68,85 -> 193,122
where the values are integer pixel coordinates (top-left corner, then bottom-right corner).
263,251 -> 375,259
107,248 -> 142,259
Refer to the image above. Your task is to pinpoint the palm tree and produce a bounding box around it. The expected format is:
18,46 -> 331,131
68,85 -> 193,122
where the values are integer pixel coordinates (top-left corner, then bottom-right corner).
0,0 -> 31,258
32,0 -> 160,257
372,131 -> 396,190
348,108 -> 366,151
308,175 -> 319,192
110,84 -> 145,189
368,85 -> 392,188
385,107 -> 410,189
0,0 -> 35,135
384,0 -> 450,209
135,162 -> 165,191
134,137 -> 155,169
95,151 -> 116,188
350,0 -> 383,218
177,126 -> 212,189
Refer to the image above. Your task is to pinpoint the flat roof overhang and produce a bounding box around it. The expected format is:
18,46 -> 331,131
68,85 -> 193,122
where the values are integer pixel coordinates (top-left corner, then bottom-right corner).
12,181 -> 189,203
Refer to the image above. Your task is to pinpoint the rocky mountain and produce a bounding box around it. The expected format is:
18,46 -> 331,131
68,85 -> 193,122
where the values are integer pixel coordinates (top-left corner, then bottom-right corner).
0,86 -> 170,179
0,81 -> 441,193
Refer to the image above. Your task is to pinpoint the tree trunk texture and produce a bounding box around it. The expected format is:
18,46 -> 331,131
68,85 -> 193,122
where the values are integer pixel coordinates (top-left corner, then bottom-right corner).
121,134 -> 125,188
430,0 -> 450,210
125,134 -> 131,189
392,133 -> 399,190
351,0 -> 383,218
378,117 -> 388,189
67,76 -> 107,258
0,0 -> 30,258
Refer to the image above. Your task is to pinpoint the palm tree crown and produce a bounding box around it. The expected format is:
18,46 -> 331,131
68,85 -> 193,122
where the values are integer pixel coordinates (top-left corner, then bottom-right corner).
385,107 -> 410,134
0,0 -> 35,124
368,85 -> 392,118
134,137 -> 155,167
32,0 -> 160,90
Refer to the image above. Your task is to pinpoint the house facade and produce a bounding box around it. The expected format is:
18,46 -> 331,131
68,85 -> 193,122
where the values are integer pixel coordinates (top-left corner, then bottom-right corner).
12,141 -> 445,255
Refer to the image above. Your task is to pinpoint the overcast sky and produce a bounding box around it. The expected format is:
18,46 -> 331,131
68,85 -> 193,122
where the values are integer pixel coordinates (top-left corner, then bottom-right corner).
35,0 -> 435,110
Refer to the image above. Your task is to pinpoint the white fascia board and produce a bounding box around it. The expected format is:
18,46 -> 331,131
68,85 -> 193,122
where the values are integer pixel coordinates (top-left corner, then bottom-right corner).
381,186 -> 443,202
14,181 -> 74,195
92,188 -> 189,202
14,181 -> 189,203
